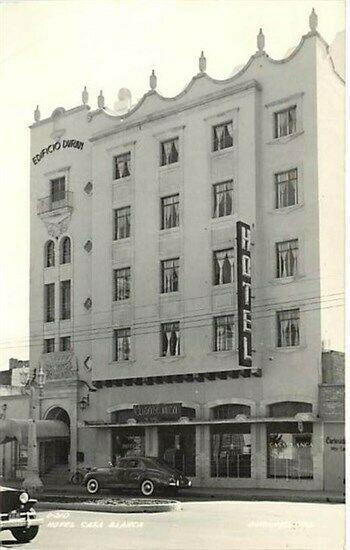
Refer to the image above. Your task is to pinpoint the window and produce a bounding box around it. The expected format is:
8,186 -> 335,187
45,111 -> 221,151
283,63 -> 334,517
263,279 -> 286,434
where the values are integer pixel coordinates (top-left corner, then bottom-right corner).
44,338 -> 55,353
114,267 -> 131,301
114,152 -> 131,180
160,138 -> 179,166
114,328 -> 131,361
274,106 -> 297,138
50,176 -> 66,203
161,258 -> 179,293
275,169 -> 298,208
276,239 -> 298,278
212,121 -> 233,151
161,195 -> 179,230
277,309 -> 300,347
161,322 -> 180,356
214,315 -> 235,351
114,207 -> 131,240
267,422 -> 313,479
45,240 -> 55,267
60,280 -> 71,320
213,181 -> 233,218
213,249 -> 234,285
211,424 -> 251,478
44,283 -> 55,322
60,236 -> 71,264
211,404 -> 250,420
59,336 -> 71,351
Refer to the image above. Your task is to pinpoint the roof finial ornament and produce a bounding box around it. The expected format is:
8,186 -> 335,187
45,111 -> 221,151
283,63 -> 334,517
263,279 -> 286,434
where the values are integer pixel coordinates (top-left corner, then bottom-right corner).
34,105 -> 41,122
82,85 -> 89,105
150,69 -> 157,90
199,51 -> 207,73
257,28 -> 265,53
97,90 -> 105,109
309,8 -> 318,32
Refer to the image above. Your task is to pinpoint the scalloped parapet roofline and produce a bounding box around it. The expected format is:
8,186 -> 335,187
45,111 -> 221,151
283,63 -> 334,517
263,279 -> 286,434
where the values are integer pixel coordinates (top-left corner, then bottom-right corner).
88,29 -> 344,127
30,25 -> 344,129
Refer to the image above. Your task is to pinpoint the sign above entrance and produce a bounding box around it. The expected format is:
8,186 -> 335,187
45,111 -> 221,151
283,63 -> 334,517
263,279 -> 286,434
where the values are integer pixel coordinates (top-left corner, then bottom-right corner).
133,403 -> 182,422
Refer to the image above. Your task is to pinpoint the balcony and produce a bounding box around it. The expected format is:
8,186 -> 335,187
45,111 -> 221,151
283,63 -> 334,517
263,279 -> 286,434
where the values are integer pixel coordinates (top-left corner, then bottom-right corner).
37,191 -> 73,215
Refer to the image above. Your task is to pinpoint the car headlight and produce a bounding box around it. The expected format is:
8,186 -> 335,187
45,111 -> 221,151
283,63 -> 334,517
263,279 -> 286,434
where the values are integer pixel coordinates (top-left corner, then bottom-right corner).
19,492 -> 29,504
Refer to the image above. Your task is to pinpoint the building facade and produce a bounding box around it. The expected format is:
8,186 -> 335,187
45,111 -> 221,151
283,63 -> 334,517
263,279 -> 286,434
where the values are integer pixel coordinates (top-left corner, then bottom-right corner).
24,11 -> 345,490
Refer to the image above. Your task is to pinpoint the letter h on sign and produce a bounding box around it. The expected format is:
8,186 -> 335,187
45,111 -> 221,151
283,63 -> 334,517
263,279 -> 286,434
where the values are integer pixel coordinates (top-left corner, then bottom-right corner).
236,221 -> 252,368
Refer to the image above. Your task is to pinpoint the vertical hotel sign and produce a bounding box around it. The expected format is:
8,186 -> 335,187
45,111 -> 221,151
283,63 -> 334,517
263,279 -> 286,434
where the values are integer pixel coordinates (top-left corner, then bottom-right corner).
236,221 -> 252,367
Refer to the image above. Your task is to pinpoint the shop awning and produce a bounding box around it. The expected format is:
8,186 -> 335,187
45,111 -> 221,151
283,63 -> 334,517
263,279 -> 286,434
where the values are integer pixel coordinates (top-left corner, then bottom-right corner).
83,415 -> 318,429
0,419 -> 69,445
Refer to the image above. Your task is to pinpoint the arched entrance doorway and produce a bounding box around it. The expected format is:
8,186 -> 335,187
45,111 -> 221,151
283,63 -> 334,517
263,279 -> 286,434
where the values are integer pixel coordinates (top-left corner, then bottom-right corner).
40,407 -> 70,481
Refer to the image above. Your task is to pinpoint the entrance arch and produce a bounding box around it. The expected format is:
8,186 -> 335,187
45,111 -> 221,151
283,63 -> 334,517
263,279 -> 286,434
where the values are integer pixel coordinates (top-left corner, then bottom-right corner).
41,406 -> 71,476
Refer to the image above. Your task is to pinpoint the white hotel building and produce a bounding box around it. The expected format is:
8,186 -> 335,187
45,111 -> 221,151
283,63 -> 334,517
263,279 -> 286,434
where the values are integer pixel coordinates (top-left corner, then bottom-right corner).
23,10 -> 345,491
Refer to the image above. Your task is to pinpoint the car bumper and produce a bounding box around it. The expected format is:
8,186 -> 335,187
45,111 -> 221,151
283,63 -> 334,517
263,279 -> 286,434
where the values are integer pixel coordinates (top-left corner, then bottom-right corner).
0,513 -> 43,530
168,480 -> 192,488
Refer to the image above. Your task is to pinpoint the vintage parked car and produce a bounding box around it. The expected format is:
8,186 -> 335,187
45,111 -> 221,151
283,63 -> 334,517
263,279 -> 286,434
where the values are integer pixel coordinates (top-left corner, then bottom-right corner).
84,456 -> 192,496
0,485 -> 42,543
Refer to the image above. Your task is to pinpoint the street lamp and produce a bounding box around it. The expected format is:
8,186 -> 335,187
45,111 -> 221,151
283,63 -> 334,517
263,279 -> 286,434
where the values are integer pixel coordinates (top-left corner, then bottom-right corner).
22,364 -> 46,492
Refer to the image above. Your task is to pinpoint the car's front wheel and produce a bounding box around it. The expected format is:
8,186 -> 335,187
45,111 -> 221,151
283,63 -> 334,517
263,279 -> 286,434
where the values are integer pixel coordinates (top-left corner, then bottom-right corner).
140,479 -> 155,496
86,478 -> 100,494
11,525 -> 39,543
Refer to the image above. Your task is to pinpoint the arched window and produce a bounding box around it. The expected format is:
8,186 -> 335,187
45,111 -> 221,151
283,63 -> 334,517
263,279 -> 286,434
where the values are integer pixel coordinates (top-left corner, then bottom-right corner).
211,403 -> 251,420
60,236 -> 71,264
45,240 -> 55,267
268,401 -> 312,418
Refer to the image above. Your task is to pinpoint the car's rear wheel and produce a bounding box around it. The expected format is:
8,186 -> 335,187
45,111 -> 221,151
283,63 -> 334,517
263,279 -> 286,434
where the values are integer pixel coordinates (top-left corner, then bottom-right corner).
11,525 -> 39,543
140,479 -> 155,496
86,478 -> 100,494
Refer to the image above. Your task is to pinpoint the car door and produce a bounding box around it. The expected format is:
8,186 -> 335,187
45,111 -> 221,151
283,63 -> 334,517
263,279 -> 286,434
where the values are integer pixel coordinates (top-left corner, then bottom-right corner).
121,459 -> 143,488
107,460 -> 129,488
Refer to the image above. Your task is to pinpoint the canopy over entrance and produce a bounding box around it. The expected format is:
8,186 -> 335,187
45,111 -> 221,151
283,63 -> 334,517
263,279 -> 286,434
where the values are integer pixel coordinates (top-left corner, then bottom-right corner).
0,419 -> 69,445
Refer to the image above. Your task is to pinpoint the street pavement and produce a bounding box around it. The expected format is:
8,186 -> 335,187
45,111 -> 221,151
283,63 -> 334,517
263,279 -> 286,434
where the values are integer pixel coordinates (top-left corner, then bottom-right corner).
0,500 -> 345,550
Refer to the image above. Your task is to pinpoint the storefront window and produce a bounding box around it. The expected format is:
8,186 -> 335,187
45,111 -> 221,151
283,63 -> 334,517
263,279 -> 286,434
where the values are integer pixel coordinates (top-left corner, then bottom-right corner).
112,428 -> 145,462
210,424 -> 251,478
267,422 -> 313,479
158,426 -> 196,476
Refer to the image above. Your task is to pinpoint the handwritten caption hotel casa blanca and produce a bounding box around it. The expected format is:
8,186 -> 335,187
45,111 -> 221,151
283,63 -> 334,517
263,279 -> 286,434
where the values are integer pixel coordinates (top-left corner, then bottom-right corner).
32,139 -> 84,165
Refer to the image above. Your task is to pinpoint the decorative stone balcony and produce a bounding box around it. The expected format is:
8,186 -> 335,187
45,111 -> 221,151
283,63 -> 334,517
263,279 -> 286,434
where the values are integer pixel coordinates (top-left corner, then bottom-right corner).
37,191 -> 73,238
37,191 -> 73,215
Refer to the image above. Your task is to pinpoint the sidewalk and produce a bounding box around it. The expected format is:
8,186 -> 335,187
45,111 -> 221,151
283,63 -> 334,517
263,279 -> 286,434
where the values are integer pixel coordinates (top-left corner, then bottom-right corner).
11,481 -> 345,504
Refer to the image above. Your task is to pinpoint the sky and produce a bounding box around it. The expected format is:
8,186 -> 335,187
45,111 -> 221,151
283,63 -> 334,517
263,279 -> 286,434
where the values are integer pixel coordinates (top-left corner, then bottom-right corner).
0,0 -> 345,370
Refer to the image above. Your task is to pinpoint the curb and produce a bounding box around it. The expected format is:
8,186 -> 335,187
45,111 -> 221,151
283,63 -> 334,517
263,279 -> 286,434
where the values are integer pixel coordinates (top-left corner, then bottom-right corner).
37,500 -> 182,514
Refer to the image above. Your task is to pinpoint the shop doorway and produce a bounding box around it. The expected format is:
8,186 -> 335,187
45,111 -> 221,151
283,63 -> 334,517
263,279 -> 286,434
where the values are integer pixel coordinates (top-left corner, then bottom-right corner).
112,427 -> 145,462
158,426 -> 196,476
